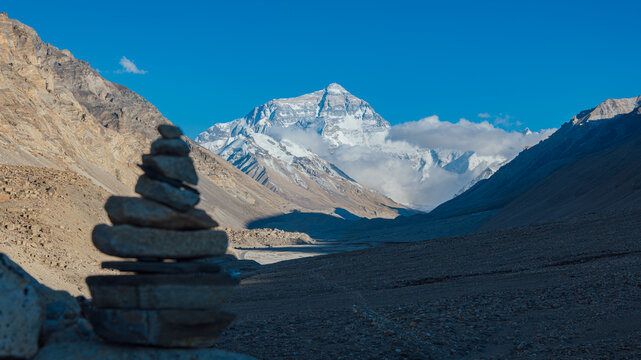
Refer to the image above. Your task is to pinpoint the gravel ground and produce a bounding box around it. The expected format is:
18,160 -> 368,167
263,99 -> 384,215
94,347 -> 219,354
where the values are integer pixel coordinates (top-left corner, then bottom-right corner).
215,210 -> 641,359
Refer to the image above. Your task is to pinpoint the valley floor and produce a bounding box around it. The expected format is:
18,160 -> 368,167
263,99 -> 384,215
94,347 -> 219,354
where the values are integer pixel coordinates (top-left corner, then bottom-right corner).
215,210 -> 641,359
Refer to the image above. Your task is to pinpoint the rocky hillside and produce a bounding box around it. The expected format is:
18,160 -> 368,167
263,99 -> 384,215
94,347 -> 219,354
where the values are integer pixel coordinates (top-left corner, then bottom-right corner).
0,13 -> 299,228
429,94 -> 641,228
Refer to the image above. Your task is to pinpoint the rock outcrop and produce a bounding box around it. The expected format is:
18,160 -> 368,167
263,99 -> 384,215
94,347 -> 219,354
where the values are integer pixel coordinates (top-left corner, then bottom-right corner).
0,254 -> 43,358
86,125 -> 239,347
0,252 -> 253,359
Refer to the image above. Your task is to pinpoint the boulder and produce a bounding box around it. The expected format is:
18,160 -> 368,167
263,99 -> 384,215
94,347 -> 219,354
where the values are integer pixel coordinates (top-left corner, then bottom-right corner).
157,124 -> 184,139
135,175 -> 200,212
92,224 -> 228,259
87,274 -> 238,309
151,138 -> 191,156
34,341 -> 255,359
105,196 -> 216,230
0,253 -> 43,359
142,155 -> 198,185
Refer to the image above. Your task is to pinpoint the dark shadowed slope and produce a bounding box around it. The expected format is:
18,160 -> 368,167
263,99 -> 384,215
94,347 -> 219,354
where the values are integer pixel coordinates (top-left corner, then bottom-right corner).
483,106 -> 641,230
430,95 -> 641,222
218,210 -> 641,359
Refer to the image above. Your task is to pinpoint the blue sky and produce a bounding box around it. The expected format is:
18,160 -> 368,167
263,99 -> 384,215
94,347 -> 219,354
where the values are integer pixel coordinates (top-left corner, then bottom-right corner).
4,0 -> 641,137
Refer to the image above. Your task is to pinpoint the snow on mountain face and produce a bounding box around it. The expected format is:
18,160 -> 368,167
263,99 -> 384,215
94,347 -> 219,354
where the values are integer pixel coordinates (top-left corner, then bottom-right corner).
196,84 -> 551,211
198,83 -> 389,149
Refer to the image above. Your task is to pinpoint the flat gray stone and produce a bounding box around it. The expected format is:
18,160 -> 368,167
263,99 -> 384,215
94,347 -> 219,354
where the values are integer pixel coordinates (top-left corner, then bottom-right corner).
102,261 -> 221,274
151,138 -> 191,156
86,308 -> 235,348
92,224 -> 228,259
105,196 -> 217,230
157,124 -> 184,139
34,341 -> 254,359
0,253 -> 43,359
87,274 -> 237,310
142,155 -> 198,185
135,175 -> 200,212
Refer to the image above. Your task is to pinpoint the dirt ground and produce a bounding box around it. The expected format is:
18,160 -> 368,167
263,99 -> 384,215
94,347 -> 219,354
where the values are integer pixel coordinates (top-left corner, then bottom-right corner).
216,210 -> 641,359
0,164 -> 316,294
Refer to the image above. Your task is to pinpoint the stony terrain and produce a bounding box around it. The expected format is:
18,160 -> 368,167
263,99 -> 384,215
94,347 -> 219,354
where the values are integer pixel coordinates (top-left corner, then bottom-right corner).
0,163 -> 312,294
0,164 -> 113,294
216,209 -> 641,359
0,13 -> 403,228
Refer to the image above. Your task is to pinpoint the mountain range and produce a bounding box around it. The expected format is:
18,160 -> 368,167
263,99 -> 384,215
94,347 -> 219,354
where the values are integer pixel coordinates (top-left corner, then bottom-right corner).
0,13 -> 399,229
196,83 -> 552,210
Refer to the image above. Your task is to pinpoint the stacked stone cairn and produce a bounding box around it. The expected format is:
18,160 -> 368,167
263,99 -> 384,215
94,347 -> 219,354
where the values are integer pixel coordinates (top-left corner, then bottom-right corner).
86,124 -> 238,348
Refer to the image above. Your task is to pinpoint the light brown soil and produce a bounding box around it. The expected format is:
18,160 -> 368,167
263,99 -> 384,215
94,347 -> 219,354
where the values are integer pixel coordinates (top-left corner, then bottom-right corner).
216,210 -> 641,359
0,164 -> 315,294
0,164 -> 115,295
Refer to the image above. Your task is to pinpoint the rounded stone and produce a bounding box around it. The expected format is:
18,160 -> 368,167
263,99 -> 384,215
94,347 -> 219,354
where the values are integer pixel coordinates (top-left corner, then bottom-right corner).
157,124 -> 184,139
151,138 -> 191,156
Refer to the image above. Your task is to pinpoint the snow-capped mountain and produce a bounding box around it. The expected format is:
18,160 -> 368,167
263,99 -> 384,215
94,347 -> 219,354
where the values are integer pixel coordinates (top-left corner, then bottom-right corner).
196,84 -> 551,210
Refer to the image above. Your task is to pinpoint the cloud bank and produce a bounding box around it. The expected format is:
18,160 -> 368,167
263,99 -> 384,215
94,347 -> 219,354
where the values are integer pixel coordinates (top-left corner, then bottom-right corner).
388,116 -> 554,158
118,56 -> 147,74
270,116 -> 555,210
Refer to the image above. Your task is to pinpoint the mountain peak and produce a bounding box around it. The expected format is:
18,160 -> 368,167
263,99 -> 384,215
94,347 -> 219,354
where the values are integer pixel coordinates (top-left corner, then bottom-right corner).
572,95 -> 641,125
325,83 -> 347,94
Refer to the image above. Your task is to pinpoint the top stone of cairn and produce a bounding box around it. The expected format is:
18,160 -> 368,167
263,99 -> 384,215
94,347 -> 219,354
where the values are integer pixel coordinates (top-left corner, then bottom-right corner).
157,124 -> 184,139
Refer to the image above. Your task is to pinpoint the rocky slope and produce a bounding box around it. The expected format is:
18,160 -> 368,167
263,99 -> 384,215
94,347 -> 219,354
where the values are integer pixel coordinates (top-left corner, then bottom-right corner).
0,12 -> 298,228
0,13 -> 326,294
482,102 -> 641,230
429,94 -> 641,228
218,209 -> 641,359
196,84 -> 540,211
0,163 -> 310,295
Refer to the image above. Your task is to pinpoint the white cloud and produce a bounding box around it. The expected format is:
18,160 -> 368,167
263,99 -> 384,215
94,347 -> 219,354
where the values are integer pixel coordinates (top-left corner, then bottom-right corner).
118,56 -> 147,74
478,112 -> 491,118
272,115 -> 555,210
388,116 -> 554,157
